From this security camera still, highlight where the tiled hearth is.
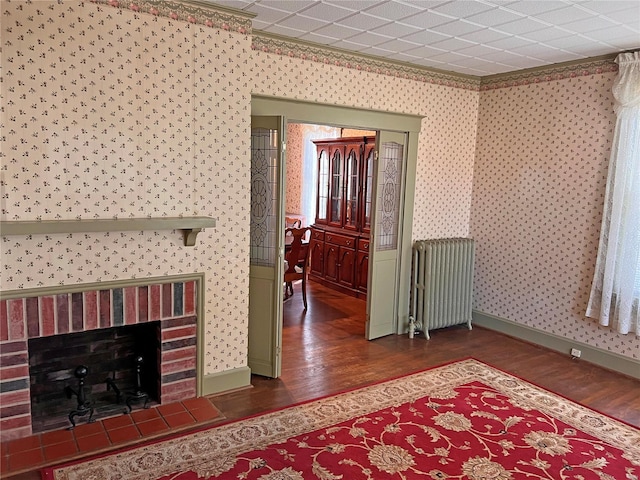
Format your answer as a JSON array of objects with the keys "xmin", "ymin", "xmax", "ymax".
[{"xmin": 0, "ymin": 278, "xmax": 200, "ymax": 442}]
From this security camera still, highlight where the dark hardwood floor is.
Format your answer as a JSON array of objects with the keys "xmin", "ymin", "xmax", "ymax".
[
  {"xmin": 6, "ymin": 280, "xmax": 639, "ymax": 479},
  {"xmin": 215, "ymin": 280, "xmax": 640, "ymax": 428}
]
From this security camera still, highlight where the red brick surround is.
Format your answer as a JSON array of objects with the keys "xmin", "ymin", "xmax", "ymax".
[{"xmin": 0, "ymin": 280, "xmax": 198, "ymax": 441}]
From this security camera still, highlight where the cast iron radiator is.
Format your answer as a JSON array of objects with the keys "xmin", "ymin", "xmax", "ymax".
[{"xmin": 410, "ymin": 238, "xmax": 475, "ymax": 339}]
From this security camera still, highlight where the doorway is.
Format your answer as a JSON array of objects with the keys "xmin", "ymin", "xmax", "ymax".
[{"xmin": 249, "ymin": 96, "xmax": 422, "ymax": 378}]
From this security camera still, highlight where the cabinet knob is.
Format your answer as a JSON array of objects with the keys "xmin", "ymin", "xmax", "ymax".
[{"xmin": 346, "ymin": 240, "xmax": 351, "ymax": 245}]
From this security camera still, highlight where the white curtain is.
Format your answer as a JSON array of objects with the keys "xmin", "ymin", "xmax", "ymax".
[
  {"xmin": 586, "ymin": 51, "xmax": 640, "ymax": 336},
  {"xmin": 300, "ymin": 125, "xmax": 340, "ymax": 227}
]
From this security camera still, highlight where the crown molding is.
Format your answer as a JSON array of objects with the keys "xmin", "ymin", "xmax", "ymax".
[
  {"xmin": 88, "ymin": 0, "xmax": 253, "ymax": 34},
  {"xmin": 480, "ymin": 54, "xmax": 619, "ymax": 90},
  {"xmin": 252, "ymin": 31, "xmax": 482, "ymax": 91}
]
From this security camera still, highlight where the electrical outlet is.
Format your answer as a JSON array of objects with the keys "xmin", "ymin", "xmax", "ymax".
[{"xmin": 570, "ymin": 348, "xmax": 582, "ymax": 358}]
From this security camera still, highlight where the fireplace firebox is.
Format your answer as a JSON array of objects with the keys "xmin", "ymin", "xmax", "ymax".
[{"xmin": 29, "ymin": 322, "xmax": 159, "ymax": 433}]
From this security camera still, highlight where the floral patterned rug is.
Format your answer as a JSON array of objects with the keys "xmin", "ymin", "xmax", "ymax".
[{"xmin": 44, "ymin": 359, "xmax": 639, "ymax": 480}]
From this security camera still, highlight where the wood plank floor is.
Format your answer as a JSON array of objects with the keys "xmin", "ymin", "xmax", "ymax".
[
  {"xmin": 214, "ymin": 281, "xmax": 640, "ymax": 428},
  {"xmin": 6, "ymin": 280, "xmax": 639, "ymax": 478}
]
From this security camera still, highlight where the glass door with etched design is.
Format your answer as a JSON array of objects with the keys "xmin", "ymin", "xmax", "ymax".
[
  {"xmin": 248, "ymin": 116, "xmax": 285, "ymax": 378},
  {"xmin": 366, "ymin": 131, "xmax": 406, "ymax": 340}
]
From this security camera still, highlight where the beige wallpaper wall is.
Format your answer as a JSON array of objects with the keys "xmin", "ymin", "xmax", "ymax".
[
  {"xmin": 285, "ymin": 123, "xmax": 303, "ymax": 215},
  {"xmin": 472, "ymin": 72, "xmax": 639, "ymax": 359}
]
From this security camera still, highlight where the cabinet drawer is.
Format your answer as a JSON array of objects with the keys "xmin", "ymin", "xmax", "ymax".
[
  {"xmin": 325, "ymin": 233, "xmax": 356, "ymax": 248},
  {"xmin": 311, "ymin": 229, "xmax": 324, "ymax": 241},
  {"xmin": 358, "ymin": 239, "xmax": 370, "ymax": 252}
]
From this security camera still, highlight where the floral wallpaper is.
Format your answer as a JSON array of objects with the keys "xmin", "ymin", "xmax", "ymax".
[
  {"xmin": 285, "ymin": 123, "xmax": 303, "ymax": 215},
  {"xmin": 1, "ymin": 0, "xmax": 634, "ymax": 389},
  {"xmin": 471, "ymin": 72, "xmax": 639, "ymax": 358}
]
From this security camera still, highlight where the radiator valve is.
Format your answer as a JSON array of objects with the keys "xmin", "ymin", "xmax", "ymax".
[{"xmin": 408, "ymin": 316, "xmax": 416, "ymax": 339}]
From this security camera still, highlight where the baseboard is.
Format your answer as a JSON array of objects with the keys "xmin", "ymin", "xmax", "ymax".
[
  {"xmin": 473, "ymin": 310, "xmax": 640, "ymax": 380},
  {"xmin": 201, "ymin": 366, "xmax": 252, "ymax": 396}
]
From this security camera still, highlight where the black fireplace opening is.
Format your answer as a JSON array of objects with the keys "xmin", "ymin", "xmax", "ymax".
[{"xmin": 28, "ymin": 322, "xmax": 160, "ymax": 433}]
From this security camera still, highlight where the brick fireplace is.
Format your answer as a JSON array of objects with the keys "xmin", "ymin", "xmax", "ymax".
[{"xmin": 0, "ymin": 277, "xmax": 200, "ymax": 442}]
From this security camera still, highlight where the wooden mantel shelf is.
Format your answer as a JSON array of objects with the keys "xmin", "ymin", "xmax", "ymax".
[{"xmin": 0, "ymin": 217, "xmax": 216, "ymax": 247}]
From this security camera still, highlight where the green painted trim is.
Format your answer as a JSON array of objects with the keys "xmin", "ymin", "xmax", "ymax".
[
  {"xmin": 195, "ymin": 272, "xmax": 207, "ymax": 397},
  {"xmin": 0, "ymin": 217, "xmax": 215, "ymax": 247},
  {"xmin": 201, "ymin": 366, "xmax": 252, "ymax": 395},
  {"xmin": 473, "ymin": 310, "xmax": 640, "ymax": 380},
  {"xmin": 396, "ymin": 132, "xmax": 420, "ymax": 334},
  {"xmin": 252, "ymin": 96, "xmax": 423, "ymax": 133},
  {"xmin": 0, "ymin": 273, "xmax": 205, "ymax": 300}
]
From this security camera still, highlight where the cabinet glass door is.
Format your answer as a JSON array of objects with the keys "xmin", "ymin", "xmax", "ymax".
[
  {"xmin": 344, "ymin": 146, "xmax": 359, "ymax": 229},
  {"xmin": 329, "ymin": 148, "xmax": 343, "ymax": 225},
  {"xmin": 316, "ymin": 148, "xmax": 329, "ymax": 222}
]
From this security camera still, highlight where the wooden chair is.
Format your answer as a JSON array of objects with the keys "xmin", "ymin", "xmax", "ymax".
[
  {"xmin": 284, "ymin": 227, "xmax": 311, "ymax": 310},
  {"xmin": 284, "ymin": 216, "xmax": 302, "ymax": 234}
]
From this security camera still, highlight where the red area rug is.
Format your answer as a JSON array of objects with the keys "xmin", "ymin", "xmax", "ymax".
[{"xmin": 44, "ymin": 359, "xmax": 639, "ymax": 479}]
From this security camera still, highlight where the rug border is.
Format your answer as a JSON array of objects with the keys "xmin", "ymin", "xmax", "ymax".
[
  {"xmin": 41, "ymin": 357, "xmax": 639, "ymax": 479},
  {"xmin": 40, "ymin": 357, "xmax": 467, "ymax": 478}
]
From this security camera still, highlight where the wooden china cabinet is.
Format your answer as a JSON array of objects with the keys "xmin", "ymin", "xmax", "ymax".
[{"xmin": 309, "ymin": 136, "xmax": 375, "ymax": 298}]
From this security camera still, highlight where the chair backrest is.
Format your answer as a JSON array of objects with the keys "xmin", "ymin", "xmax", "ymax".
[
  {"xmin": 285, "ymin": 216, "xmax": 302, "ymax": 233},
  {"xmin": 284, "ymin": 227, "xmax": 310, "ymax": 274}
]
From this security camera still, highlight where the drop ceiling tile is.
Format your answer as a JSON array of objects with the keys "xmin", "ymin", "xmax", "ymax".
[
  {"xmin": 402, "ymin": 29, "xmax": 450, "ymax": 45},
  {"xmin": 324, "ymin": 0, "xmax": 381, "ymax": 9},
  {"xmin": 211, "ymin": 0, "xmax": 253, "ymax": 8},
  {"xmin": 484, "ymin": 36, "xmax": 537, "ymax": 50},
  {"xmin": 521, "ymin": 27, "xmax": 573, "ymax": 42},
  {"xmin": 265, "ymin": 24, "xmax": 310, "ymax": 38},
  {"xmin": 299, "ymin": 31, "xmax": 343, "ymax": 45},
  {"xmin": 346, "ymin": 30, "xmax": 394, "ymax": 47},
  {"xmin": 427, "ymin": 50, "xmax": 473, "ymax": 63},
  {"xmin": 587, "ymin": 25, "xmax": 639, "ymax": 42},
  {"xmin": 364, "ymin": 1, "xmax": 425, "ymax": 21},
  {"xmin": 502, "ymin": 1, "xmax": 568, "ymax": 16},
  {"xmin": 403, "ymin": 44, "xmax": 448, "ymax": 57},
  {"xmin": 455, "ymin": 43, "xmax": 502, "ymax": 57},
  {"xmin": 429, "ymin": 36, "xmax": 478, "ymax": 51},
  {"xmin": 430, "ymin": 1, "xmax": 497, "ymax": 18},
  {"xmin": 509, "ymin": 43, "xmax": 562, "ymax": 58},
  {"xmin": 465, "ymin": 8, "xmax": 525, "ymax": 27},
  {"xmin": 479, "ymin": 50, "xmax": 527, "ymax": 63},
  {"xmin": 376, "ymin": 38, "xmax": 422, "ymax": 53},
  {"xmin": 534, "ymin": 6, "xmax": 597, "ymax": 25},
  {"xmin": 278, "ymin": 14, "xmax": 330, "ymax": 31},
  {"xmin": 577, "ymin": 1, "xmax": 635, "ymax": 16},
  {"xmin": 299, "ymin": 2, "xmax": 358, "ymax": 23},
  {"xmin": 397, "ymin": 10, "xmax": 458, "ymax": 29},
  {"xmin": 543, "ymin": 34, "xmax": 602, "ymax": 49},
  {"xmin": 458, "ymin": 27, "xmax": 510, "ymax": 44},
  {"xmin": 429, "ymin": 19, "xmax": 485, "ymax": 36},
  {"xmin": 493, "ymin": 17, "xmax": 550, "ymax": 35},
  {"xmin": 256, "ymin": 0, "xmax": 318, "ymax": 14},
  {"xmin": 359, "ymin": 45, "xmax": 397, "ymax": 57},
  {"xmin": 336, "ymin": 12, "xmax": 390, "ymax": 30},
  {"xmin": 386, "ymin": 51, "xmax": 422, "ymax": 63},
  {"xmin": 601, "ymin": 8, "xmax": 640, "ymax": 27},
  {"xmin": 329, "ymin": 39, "xmax": 370, "ymax": 52},
  {"xmin": 412, "ymin": 60, "xmax": 448, "ymax": 71},
  {"xmin": 560, "ymin": 15, "xmax": 621, "ymax": 34},
  {"xmin": 313, "ymin": 22, "xmax": 361, "ymax": 39},
  {"xmin": 371, "ymin": 21, "xmax": 422, "ymax": 38}
]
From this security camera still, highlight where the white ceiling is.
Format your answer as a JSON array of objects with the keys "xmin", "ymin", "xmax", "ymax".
[{"xmin": 213, "ymin": 0, "xmax": 640, "ymax": 76}]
